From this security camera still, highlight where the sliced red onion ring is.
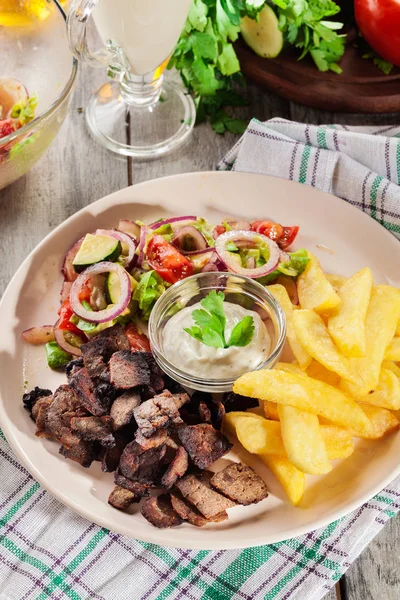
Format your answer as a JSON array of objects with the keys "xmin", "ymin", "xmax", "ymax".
[
  {"xmin": 54, "ymin": 322, "xmax": 82, "ymax": 357},
  {"xmin": 201, "ymin": 253, "xmax": 226, "ymax": 273},
  {"xmin": 95, "ymin": 229, "xmax": 137, "ymax": 270},
  {"xmin": 22, "ymin": 326, "xmax": 55, "ymax": 345},
  {"xmin": 149, "ymin": 215, "xmax": 196, "ymax": 230},
  {"xmin": 61, "ymin": 237, "xmax": 84, "ymax": 282},
  {"xmin": 215, "ymin": 230, "xmax": 280, "ymax": 278},
  {"xmin": 172, "ymin": 226, "xmax": 208, "ymax": 254},
  {"xmin": 60, "ymin": 281, "xmax": 72, "ymax": 303},
  {"xmin": 118, "ymin": 219, "xmax": 140, "ymax": 240},
  {"xmin": 225, "ymin": 219, "xmax": 251, "ymax": 231},
  {"xmin": 70, "ymin": 262, "xmax": 132, "ymax": 323}
]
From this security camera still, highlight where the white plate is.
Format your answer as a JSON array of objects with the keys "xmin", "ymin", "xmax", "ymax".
[{"xmin": 1, "ymin": 171, "xmax": 399, "ymax": 550}]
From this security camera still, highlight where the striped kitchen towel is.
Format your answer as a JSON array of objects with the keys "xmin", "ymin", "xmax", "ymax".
[
  {"xmin": 0, "ymin": 430, "xmax": 399, "ymax": 600},
  {"xmin": 218, "ymin": 119, "xmax": 400, "ymax": 239}
]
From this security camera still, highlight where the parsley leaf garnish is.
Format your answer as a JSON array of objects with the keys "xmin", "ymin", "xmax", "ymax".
[{"xmin": 184, "ymin": 290, "xmax": 255, "ymax": 348}]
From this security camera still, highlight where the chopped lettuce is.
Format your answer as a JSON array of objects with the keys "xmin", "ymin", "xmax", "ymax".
[
  {"xmin": 133, "ymin": 270, "xmax": 166, "ymax": 320},
  {"xmin": 11, "ymin": 95, "xmax": 38, "ymax": 126},
  {"xmin": 257, "ymin": 249, "xmax": 310, "ymax": 285},
  {"xmin": 152, "ymin": 223, "xmax": 174, "ymax": 242},
  {"xmin": 45, "ymin": 341, "xmax": 71, "ymax": 370}
]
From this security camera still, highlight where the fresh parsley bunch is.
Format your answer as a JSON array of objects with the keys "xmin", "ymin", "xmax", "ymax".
[{"xmin": 169, "ymin": 0, "xmax": 346, "ymax": 133}]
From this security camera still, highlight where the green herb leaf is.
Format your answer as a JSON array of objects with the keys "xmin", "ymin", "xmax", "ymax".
[
  {"xmin": 228, "ymin": 315, "xmax": 255, "ymax": 346},
  {"xmin": 133, "ymin": 270, "xmax": 166, "ymax": 320},
  {"xmin": 184, "ymin": 290, "xmax": 255, "ymax": 348},
  {"xmin": 257, "ymin": 248, "xmax": 310, "ymax": 284},
  {"xmin": 45, "ymin": 341, "xmax": 72, "ymax": 370},
  {"xmin": 362, "ymin": 49, "xmax": 393, "ymax": 75}
]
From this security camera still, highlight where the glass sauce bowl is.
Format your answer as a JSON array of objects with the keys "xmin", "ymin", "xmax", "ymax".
[{"xmin": 148, "ymin": 272, "xmax": 286, "ymax": 393}]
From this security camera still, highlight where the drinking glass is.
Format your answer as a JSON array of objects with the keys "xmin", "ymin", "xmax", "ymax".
[{"xmin": 67, "ymin": 0, "xmax": 196, "ymax": 158}]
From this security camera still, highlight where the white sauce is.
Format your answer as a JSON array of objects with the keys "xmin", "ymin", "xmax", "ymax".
[{"xmin": 162, "ymin": 301, "xmax": 271, "ymax": 379}]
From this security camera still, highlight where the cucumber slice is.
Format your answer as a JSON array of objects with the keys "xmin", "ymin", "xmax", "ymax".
[
  {"xmin": 241, "ymin": 5, "xmax": 283, "ymax": 59},
  {"xmin": 107, "ymin": 271, "xmax": 121, "ymax": 304},
  {"xmin": 73, "ymin": 234, "xmax": 121, "ymax": 272}
]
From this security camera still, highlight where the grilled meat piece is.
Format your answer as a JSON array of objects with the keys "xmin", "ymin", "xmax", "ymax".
[
  {"xmin": 222, "ymin": 392, "xmax": 259, "ymax": 413},
  {"xmin": 109, "ymin": 351, "xmax": 150, "ymax": 390},
  {"xmin": 70, "ymin": 416, "xmax": 115, "ymax": 448},
  {"xmin": 119, "ymin": 441, "xmax": 166, "ymax": 484},
  {"xmin": 210, "ymin": 463, "xmax": 268, "ymax": 506},
  {"xmin": 22, "ymin": 386, "xmax": 52, "ymax": 414},
  {"xmin": 110, "ymin": 391, "xmax": 141, "ymax": 431},
  {"xmin": 35, "ymin": 385, "xmax": 82, "ymax": 440},
  {"xmin": 170, "ymin": 492, "xmax": 227, "ymax": 527},
  {"xmin": 134, "ymin": 390, "xmax": 187, "ymax": 438},
  {"xmin": 114, "ymin": 471, "xmax": 150, "ymax": 498},
  {"xmin": 98, "ymin": 323, "xmax": 130, "ymax": 351},
  {"xmin": 135, "ymin": 429, "xmax": 168, "ymax": 451},
  {"xmin": 59, "ymin": 440, "xmax": 95, "ymax": 468},
  {"xmin": 140, "ymin": 352, "xmax": 164, "ymax": 393},
  {"xmin": 180, "ymin": 391, "xmax": 224, "ymax": 429},
  {"xmin": 141, "ymin": 495, "xmax": 182, "ymax": 528},
  {"xmin": 102, "ymin": 429, "xmax": 134, "ymax": 473},
  {"xmin": 31, "ymin": 396, "xmax": 53, "ymax": 423},
  {"xmin": 65, "ymin": 358, "xmax": 84, "ymax": 381},
  {"xmin": 198, "ymin": 402, "xmax": 212, "ymax": 424},
  {"xmin": 70, "ymin": 368, "xmax": 110, "ymax": 416},
  {"xmin": 108, "ymin": 486, "xmax": 140, "ymax": 510},
  {"xmin": 177, "ymin": 424, "xmax": 232, "ymax": 470},
  {"xmin": 163, "ymin": 375, "xmax": 186, "ymax": 395},
  {"xmin": 161, "ymin": 446, "xmax": 189, "ymax": 489},
  {"xmin": 175, "ymin": 472, "xmax": 236, "ymax": 519},
  {"xmin": 81, "ymin": 338, "xmax": 114, "ymax": 379}
]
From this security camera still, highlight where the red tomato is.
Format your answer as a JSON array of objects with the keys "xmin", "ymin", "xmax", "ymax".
[
  {"xmin": 0, "ymin": 119, "xmax": 16, "ymax": 139},
  {"xmin": 355, "ymin": 0, "xmax": 400, "ymax": 67},
  {"xmin": 213, "ymin": 225, "xmax": 226, "ymax": 238},
  {"xmin": 125, "ymin": 323, "xmax": 151, "ymax": 352},
  {"xmin": 146, "ymin": 235, "xmax": 194, "ymax": 284},
  {"xmin": 277, "ymin": 226, "xmax": 299, "ymax": 250},
  {"xmin": 251, "ymin": 220, "xmax": 283, "ymax": 240},
  {"xmin": 58, "ymin": 299, "xmax": 81, "ymax": 334},
  {"xmin": 78, "ymin": 284, "xmax": 92, "ymax": 303}
]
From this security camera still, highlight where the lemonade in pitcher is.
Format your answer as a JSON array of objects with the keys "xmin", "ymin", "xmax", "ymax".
[{"xmin": 0, "ymin": 0, "xmax": 68, "ymax": 26}]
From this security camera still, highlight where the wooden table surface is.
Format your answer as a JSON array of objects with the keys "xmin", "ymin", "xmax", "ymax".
[{"xmin": 0, "ymin": 64, "xmax": 399, "ymax": 600}]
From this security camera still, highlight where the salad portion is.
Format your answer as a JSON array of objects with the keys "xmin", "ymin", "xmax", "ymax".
[
  {"xmin": 0, "ymin": 77, "xmax": 37, "ymax": 160},
  {"xmin": 23, "ymin": 215, "xmax": 308, "ymax": 369}
]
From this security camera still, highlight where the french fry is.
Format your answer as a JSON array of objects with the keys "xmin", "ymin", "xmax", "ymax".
[
  {"xmin": 234, "ymin": 369, "xmax": 371, "ymax": 435},
  {"xmin": 222, "ymin": 411, "xmax": 263, "ymax": 437},
  {"xmin": 260, "ymin": 454, "xmax": 305, "ymax": 506},
  {"xmin": 297, "ymin": 252, "xmax": 341, "ymax": 313},
  {"xmin": 360, "ymin": 369, "xmax": 400, "ymax": 410},
  {"xmin": 263, "ymin": 401, "xmax": 280, "ymax": 421},
  {"xmin": 267, "ymin": 284, "xmax": 312, "ymax": 369},
  {"xmin": 384, "ymin": 337, "xmax": 400, "ymax": 362},
  {"xmin": 350, "ymin": 403, "xmax": 399, "ymax": 439},
  {"xmin": 306, "ymin": 360, "xmax": 341, "ymax": 387},
  {"xmin": 383, "ymin": 361, "xmax": 400, "ymax": 379},
  {"xmin": 396, "ymin": 318, "xmax": 400, "ymax": 337},
  {"xmin": 327, "ymin": 267, "xmax": 373, "ymax": 358},
  {"xmin": 292, "ymin": 309, "xmax": 350, "ymax": 379},
  {"xmin": 321, "ymin": 425, "xmax": 354, "ymax": 460},
  {"xmin": 235, "ymin": 418, "xmax": 286, "ymax": 455},
  {"xmin": 276, "ymin": 362, "xmax": 304, "ymax": 375},
  {"xmin": 325, "ymin": 274, "xmax": 347, "ymax": 292},
  {"xmin": 278, "ymin": 405, "xmax": 332, "ymax": 474},
  {"xmin": 340, "ymin": 285, "xmax": 400, "ymax": 398}
]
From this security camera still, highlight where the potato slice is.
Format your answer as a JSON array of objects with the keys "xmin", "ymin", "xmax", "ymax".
[
  {"xmin": 306, "ymin": 360, "xmax": 341, "ymax": 386},
  {"xmin": 340, "ymin": 285, "xmax": 400, "ymax": 398},
  {"xmin": 234, "ymin": 369, "xmax": 371, "ymax": 435},
  {"xmin": 325, "ymin": 273, "xmax": 347, "ymax": 292},
  {"xmin": 360, "ymin": 369, "xmax": 400, "ymax": 410},
  {"xmin": 278, "ymin": 405, "xmax": 332, "ymax": 474},
  {"xmin": 222, "ymin": 411, "xmax": 263, "ymax": 436},
  {"xmin": 327, "ymin": 267, "xmax": 373, "ymax": 358},
  {"xmin": 383, "ymin": 361, "xmax": 400, "ymax": 379},
  {"xmin": 396, "ymin": 318, "xmax": 400, "ymax": 337},
  {"xmin": 235, "ymin": 418, "xmax": 286, "ymax": 455},
  {"xmin": 292, "ymin": 309, "xmax": 349, "ymax": 379},
  {"xmin": 297, "ymin": 252, "xmax": 341, "ymax": 313},
  {"xmin": 350, "ymin": 403, "xmax": 399, "ymax": 439},
  {"xmin": 263, "ymin": 400, "xmax": 280, "ymax": 421},
  {"xmin": 321, "ymin": 425, "xmax": 354, "ymax": 460},
  {"xmin": 260, "ymin": 454, "xmax": 305, "ymax": 506},
  {"xmin": 384, "ymin": 337, "xmax": 400, "ymax": 362},
  {"xmin": 268, "ymin": 284, "xmax": 312, "ymax": 369}
]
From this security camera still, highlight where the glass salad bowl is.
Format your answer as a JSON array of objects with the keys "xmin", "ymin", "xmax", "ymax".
[
  {"xmin": 149, "ymin": 272, "xmax": 287, "ymax": 393},
  {"xmin": 0, "ymin": 0, "xmax": 77, "ymax": 190}
]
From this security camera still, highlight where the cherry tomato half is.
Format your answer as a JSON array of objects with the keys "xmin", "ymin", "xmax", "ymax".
[
  {"xmin": 355, "ymin": 0, "xmax": 400, "ymax": 67},
  {"xmin": 277, "ymin": 226, "xmax": 299, "ymax": 250},
  {"xmin": 58, "ymin": 299, "xmax": 82, "ymax": 334},
  {"xmin": 146, "ymin": 235, "xmax": 194, "ymax": 284},
  {"xmin": 213, "ymin": 225, "xmax": 226, "ymax": 239},
  {"xmin": 251, "ymin": 220, "xmax": 284, "ymax": 240},
  {"xmin": 125, "ymin": 323, "xmax": 151, "ymax": 352}
]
